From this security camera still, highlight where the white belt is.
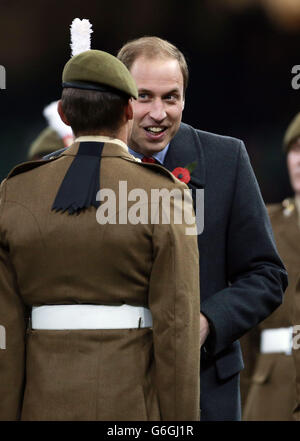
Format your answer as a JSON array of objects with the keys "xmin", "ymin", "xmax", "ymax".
[
  {"xmin": 260, "ymin": 327, "xmax": 293, "ymax": 355},
  {"xmin": 31, "ymin": 304, "xmax": 153, "ymax": 330}
]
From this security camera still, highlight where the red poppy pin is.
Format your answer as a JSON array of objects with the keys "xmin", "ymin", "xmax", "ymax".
[{"xmin": 172, "ymin": 161, "xmax": 197, "ymax": 184}]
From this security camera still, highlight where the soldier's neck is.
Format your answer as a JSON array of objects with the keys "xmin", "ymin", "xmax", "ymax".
[{"xmin": 75, "ymin": 127, "xmax": 128, "ymax": 146}]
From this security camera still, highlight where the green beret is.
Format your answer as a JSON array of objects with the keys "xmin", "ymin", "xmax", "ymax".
[
  {"xmin": 62, "ymin": 49, "xmax": 138, "ymax": 99},
  {"xmin": 283, "ymin": 112, "xmax": 300, "ymax": 152},
  {"xmin": 28, "ymin": 127, "xmax": 65, "ymax": 160}
]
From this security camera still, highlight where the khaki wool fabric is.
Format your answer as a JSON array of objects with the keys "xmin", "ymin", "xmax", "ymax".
[{"xmin": 0, "ymin": 139, "xmax": 200, "ymax": 421}]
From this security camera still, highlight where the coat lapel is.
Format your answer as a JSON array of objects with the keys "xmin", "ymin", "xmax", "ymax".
[{"xmin": 164, "ymin": 123, "xmax": 206, "ymax": 189}]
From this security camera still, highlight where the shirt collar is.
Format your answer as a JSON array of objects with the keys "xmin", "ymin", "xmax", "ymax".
[
  {"xmin": 74, "ymin": 135, "xmax": 129, "ymax": 153},
  {"xmin": 128, "ymin": 143, "xmax": 170, "ymax": 165}
]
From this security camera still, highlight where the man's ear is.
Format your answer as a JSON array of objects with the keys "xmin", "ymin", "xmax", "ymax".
[
  {"xmin": 124, "ymin": 99, "xmax": 134, "ymax": 121},
  {"xmin": 57, "ymin": 100, "xmax": 71, "ymax": 126}
]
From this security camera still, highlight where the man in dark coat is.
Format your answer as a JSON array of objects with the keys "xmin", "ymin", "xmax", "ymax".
[{"xmin": 117, "ymin": 36, "xmax": 288, "ymax": 421}]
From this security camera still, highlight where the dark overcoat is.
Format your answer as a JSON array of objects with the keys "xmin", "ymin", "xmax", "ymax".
[{"xmin": 164, "ymin": 123, "xmax": 288, "ymax": 421}]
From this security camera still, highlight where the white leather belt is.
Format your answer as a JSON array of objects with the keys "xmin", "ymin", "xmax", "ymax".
[
  {"xmin": 260, "ymin": 327, "xmax": 293, "ymax": 355},
  {"xmin": 31, "ymin": 304, "xmax": 153, "ymax": 330}
]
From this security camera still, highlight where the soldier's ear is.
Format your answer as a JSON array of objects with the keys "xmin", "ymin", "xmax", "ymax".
[
  {"xmin": 125, "ymin": 99, "xmax": 134, "ymax": 121},
  {"xmin": 57, "ymin": 100, "xmax": 71, "ymax": 126}
]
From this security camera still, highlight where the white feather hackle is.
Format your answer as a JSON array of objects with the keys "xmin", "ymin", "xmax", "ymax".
[
  {"xmin": 70, "ymin": 18, "xmax": 93, "ymax": 57},
  {"xmin": 43, "ymin": 101, "xmax": 73, "ymax": 139}
]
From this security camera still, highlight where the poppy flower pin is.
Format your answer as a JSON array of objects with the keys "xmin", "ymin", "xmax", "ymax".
[{"xmin": 172, "ymin": 161, "xmax": 197, "ymax": 184}]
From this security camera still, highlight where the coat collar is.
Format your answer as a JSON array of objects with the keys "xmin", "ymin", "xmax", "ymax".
[
  {"xmin": 52, "ymin": 137, "xmax": 142, "ymax": 215},
  {"xmin": 164, "ymin": 122, "xmax": 206, "ymax": 188}
]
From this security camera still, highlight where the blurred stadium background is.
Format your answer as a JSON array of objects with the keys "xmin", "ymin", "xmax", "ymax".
[{"xmin": 1, "ymin": 0, "xmax": 300, "ymax": 202}]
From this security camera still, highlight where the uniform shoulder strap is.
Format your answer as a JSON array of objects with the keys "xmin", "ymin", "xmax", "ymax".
[
  {"xmin": 43, "ymin": 147, "xmax": 67, "ymax": 160},
  {"xmin": 6, "ymin": 156, "xmax": 59, "ymax": 180}
]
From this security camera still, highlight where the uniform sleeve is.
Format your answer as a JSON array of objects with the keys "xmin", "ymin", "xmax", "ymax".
[
  {"xmin": 201, "ymin": 141, "xmax": 288, "ymax": 355},
  {"xmin": 148, "ymin": 191, "xmax": 200, "ymax": 421},
  {"xmin": 0, "ymin": 179, "xmax": 26, "ymax": 420}
]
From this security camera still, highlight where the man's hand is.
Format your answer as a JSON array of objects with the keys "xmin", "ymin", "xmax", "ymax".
[{"xmin": 200, "ymin": 312, "xmax": 210, "ymax": 346}]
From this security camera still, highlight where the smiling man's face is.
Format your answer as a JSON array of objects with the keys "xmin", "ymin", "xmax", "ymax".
[{"xmin": 129, "ymin": 56, "xmax": 185, "ymax": 156}]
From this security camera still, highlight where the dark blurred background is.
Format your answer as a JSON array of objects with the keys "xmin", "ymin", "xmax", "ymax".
[{"xmin": 1, "ymin": 0, "xmax": 300, "ymax": 203}]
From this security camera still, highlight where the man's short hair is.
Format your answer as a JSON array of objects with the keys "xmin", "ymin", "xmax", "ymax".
[
  {"xmin": 61, "ymin": 87, "xmax": 129, "ymax": 136},
  {"xmin": 117, "ymin": 36, "xmax": 189, "ymax": 93}
]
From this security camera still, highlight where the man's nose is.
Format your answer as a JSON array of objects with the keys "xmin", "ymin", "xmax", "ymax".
[{"xmin": 149, "ymin": 99, "xmax": 167, "ymax": 122}]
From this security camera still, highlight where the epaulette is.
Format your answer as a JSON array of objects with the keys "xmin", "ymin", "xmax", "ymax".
[
  {"xmin": 7, "ymin": 147, "xmax": 67, "ymax": 180},
  {"xmin": 6, "ymin": 156, "xmax": 59, "ymax": 180},
  {"xmin": 43, "ymin": 147, "xmax": 67, "ymax": 160}
]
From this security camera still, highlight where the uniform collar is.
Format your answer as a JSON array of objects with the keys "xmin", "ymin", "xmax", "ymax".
[
  {"xmin": 52, "ymin": 137, "xmax": 139, "ymax": 215},
  {"xmin": 75, "ymin": 135, "xmax": 129, "ymax": 153},
  {"xmin": 62, "ymin": 136, "xmax": 140, "ymax": 162}
]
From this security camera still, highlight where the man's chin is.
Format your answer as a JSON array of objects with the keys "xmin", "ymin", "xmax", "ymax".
[
  {"xmin": 146, "ymin": 142, "xmax": 168, "ymax": 154},
  {"xmin": 130, "ymin": 132, "xmax": 170, "ymax": 155},
  {"xmin": 141, "ymin": 135, "xmax": 171, "ymax": 153}
]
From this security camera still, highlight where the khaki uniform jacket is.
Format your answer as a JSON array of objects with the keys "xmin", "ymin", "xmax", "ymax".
[
  {"xmin": 240, "ymin": 198, "xmax": 300, "ymax": 421},
  {"xmin": 0, "ymin": 137, "xmax": 200, "ymax": 421}
]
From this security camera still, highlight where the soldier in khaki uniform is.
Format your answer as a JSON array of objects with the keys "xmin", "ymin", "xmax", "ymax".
[
  {"xmin": 241, "ymin": 113, "xmax": 300, "ymax": 421},
  {"xmin": 0, "ymin": 49, "xmax": 200, "ymax": 420}
]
